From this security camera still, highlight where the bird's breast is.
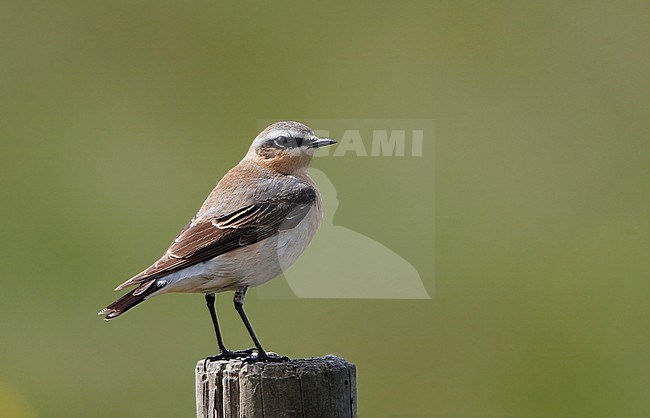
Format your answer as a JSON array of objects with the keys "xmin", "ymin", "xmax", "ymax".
[{"xmin": 275, "ymin": 201, "xmax": 322, "ymax": 274}]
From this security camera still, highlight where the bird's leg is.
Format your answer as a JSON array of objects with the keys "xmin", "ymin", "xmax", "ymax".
[
  {"xmin": 206, "ymin": 293, "xmax": 227, "ymax": 352},
  {"xmin": 233, "ymin": 287, "xmax": 289, "ymax": 363},
  {"xmin": 204, "ymin": 293, "xmax": 254, "ymax": 366}
]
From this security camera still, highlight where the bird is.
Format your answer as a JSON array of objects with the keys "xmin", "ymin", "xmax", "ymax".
[{"xmin": 99, "ymin": 121, "xmax": 336, "ymax": 362}]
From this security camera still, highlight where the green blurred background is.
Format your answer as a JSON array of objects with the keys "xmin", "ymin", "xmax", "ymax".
[{"xmin": 1, "ymin": 1, "xmax": 648, "ymax": 417}]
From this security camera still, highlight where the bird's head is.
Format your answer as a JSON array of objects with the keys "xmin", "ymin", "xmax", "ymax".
[{"xmin": 247, "ymin": 121, "xmax": 336, "ymax": 174}]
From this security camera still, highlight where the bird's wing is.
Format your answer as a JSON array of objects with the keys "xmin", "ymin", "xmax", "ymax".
[{"xmin": 115, "ymin": 186, "xmax": 316, "ymax": 290}]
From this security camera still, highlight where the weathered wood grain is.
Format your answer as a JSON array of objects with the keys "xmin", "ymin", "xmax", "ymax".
[{"xmin": 196, "ymin": 355, "xmax": 356, "ymax": 418}]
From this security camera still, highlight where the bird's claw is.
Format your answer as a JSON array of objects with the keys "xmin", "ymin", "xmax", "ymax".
[
  {"xmin": 203, "ymin": 349, "xmax": 289, "ymax": 368},
  {"xmin": 203, "ymin": 348, "xmax": 256, "ymax": 368},
  {"xmin": 243, "ymin": 352, "xmax": 290, "ymax": 364}
]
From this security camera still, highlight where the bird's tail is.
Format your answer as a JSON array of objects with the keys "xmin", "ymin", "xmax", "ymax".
[{"xmin": 99, "ymin": 279, "xmax": 160, "ymax": 320}]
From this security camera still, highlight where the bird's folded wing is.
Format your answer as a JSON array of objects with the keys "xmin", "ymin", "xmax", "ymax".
[{"xmin": 115, "ymin": 188, "xmax": 316, "ymax": 290}]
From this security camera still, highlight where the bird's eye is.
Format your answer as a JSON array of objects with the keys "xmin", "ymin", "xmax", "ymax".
[
  {"xmin": 274, "ymin": 136, "xmax": 304, "ymax": 148},
  {"xmin": 274, "ymin": 136, "xmax": 289, "ymax": 147}
]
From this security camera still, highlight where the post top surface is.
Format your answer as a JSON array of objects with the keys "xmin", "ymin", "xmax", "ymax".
[{"xmin": 196, "ymin": 354, "xmax": 354, "ymax": 374}]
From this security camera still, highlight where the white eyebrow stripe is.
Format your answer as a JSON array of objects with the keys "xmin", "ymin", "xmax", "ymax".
[
  {"xmin": 266, "ymin": 130, "xmax": 308, "ymax": 140},
  {"xmin": 266, "ymin": 130, "xmax": 291, "ymax": 140}
]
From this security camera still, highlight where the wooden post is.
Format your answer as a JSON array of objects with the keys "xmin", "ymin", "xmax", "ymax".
[{"xmin": 195, "ymin": 355, "xmax": 356, "ymax": 418}]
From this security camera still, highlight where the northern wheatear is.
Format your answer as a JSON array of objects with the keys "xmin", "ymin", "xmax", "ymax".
[{"xmin": 100, "ymin": 121, "xmax": 336, "ymax": 362}]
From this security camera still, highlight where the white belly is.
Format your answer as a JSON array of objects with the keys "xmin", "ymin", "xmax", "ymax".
[{"xmin": 151, "ymin": 203, "xmax": 322, "ymax": 295}]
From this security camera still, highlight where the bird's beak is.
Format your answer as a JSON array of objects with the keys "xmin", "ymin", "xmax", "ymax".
[{"xmin": 310, "ymin": 137, "xmax": 337, "ymax": 148}]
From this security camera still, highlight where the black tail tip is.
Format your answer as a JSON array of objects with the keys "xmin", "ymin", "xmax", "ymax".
[{"xmin": 98, "ymin": 308, "xmax": 122, "ymax": 320}]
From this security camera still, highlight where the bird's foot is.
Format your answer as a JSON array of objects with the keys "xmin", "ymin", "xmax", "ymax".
[
  {"xmin": 243, "ymin": 351, "xmax": 290, "ymax": 364},
  {"xmin": 203, "ymin": 348, "xmax": 256, "ymax": 368}
]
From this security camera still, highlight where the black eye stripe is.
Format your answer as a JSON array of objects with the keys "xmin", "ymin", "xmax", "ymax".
[{"xmin": 273, "ymin": 136, "xmax": 304, "ymax": 148}]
